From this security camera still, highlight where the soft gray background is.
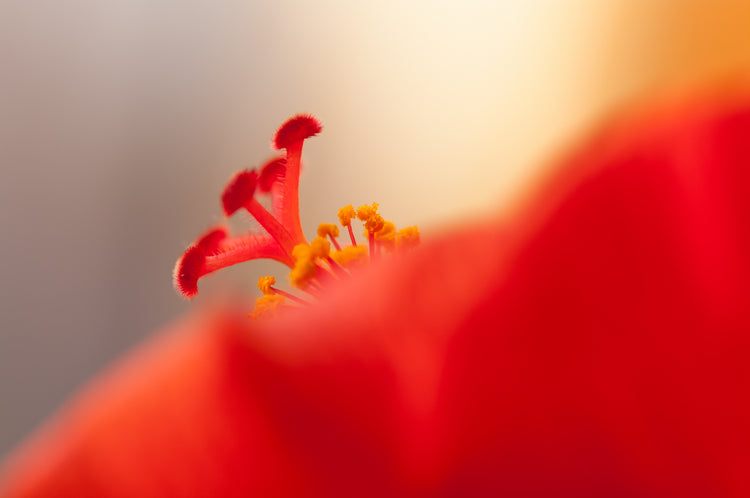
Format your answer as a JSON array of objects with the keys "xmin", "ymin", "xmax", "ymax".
[{"xmin": 2, "ymin": 0, "xmax": 749, "ymax": 459}]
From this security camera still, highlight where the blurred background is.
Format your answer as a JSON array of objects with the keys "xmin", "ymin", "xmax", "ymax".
[{"xmin": 1, "ymin": 0, "xmax": 750, "ymax": 459}]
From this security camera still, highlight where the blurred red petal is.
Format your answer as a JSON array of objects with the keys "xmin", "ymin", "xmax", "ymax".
[{"xmin": 3, "ymin": 89, "xmax": 750, "ymax": 496}]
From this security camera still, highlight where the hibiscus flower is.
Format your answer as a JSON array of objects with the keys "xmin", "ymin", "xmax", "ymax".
[{"xmin": 2, "ymin": 88, "xmax": 750, "ymax": 497}]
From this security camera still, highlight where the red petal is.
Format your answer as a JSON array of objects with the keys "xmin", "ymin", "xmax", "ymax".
[{"xmin": 0, "ymin": 309, "xmax": 303, "ymax": 497}]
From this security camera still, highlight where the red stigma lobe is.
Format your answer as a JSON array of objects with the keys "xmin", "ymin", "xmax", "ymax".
[
  {"xmin": 173, "ymin": 246, "xmax": 206, "ymax": 299},
  {"xmin": 272, "ymin": 114, "xmax": 322, "ymax": 150},
  {"xmin": 258, "ymin": 156, "xmax": 287, "ymax": 193},
  {"xmin": 194, "ymin": 227, "xmax": 228, "ymax": 254},
  {"xmin": 221, "ymin": 170, "xmax": 258, "ymax": 216}
]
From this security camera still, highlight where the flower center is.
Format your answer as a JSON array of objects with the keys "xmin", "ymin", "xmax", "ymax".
[{"xmin": 173, "ymin": 114, "xmax": 420, "ymax": 318}]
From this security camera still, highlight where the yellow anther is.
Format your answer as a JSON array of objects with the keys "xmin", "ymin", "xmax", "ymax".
[
  {"xmin": 289, "ymin": 243, "xmax": 318, "ymax": 288},
  {"xmin": 374, "ymin": 220, "xmax": 397, "ymax": 252},
  {"xmin": 355, "ymin": 203, "xmax": 378, "ymax": 221},
  {"xmin": 317, "ymin": 223, "xmax": 340, "ymax": 239},
  {"xmin": 257, "ymin": 276, "xmax": 276, "ymax": 295},
  {"xmin": 330, "ymin": 245, "xmax": 369, "ymax": 269},
  {"xmin": 249, "ymin": 294, "xmax": 287, "ymax": 320},
  {"xmin": 292, "ymin": 243, "xmax": 313, "ymax": 260},
  {"xmin": 338, "ymin": 205, "xmax": 357, "ymax": 226},
  {"xmin": 356, "ymin": 203, "xmax": 385, "ymax": 233},
  {"xmin": 310, "ymin": 236, "xmax": 331, "ymax": 259},
  {"xmin": 396, "ymin": 226, "xmax": 421, "ymax": 251}
]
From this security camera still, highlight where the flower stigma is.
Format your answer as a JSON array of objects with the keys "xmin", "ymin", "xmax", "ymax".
[{"xmin": 173, "ymin": 114, "xmax": 420, "ymax": 318}]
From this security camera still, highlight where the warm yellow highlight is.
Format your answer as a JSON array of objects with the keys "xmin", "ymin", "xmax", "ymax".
[
  {"xmin": 337, "ymin": 205, "xmax": 357, "ymax": 226},
  {"xmin": 396, "ymin": 226, "xmax": 421, "ymax": 251},
  {"xmin": 317, "ymin": 223, "xmax": 340, "ymax": 239},
  {"xmin": 356, "ymin": 203, "xmax": 385, "ymax": 233},
  {"xmin": 330, "ymin": 245, "xmax": 369, "ymax": 269}
]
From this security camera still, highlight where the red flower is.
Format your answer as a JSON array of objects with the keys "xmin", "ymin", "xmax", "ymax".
[{"xmin": 3, "ymin": 90, "xmax": 750, "ymax": 497}]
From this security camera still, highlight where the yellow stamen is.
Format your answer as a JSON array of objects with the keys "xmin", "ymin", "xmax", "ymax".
[
  {"xmin": 253, "ymin": 203, "xmax": 419, "ymax": 319},
  {"xmin": 249, "ymin": 294, "xmax": 287, "ymax": 320},
  {"xmin": 310, "ymin": 236, "xmax": 331, "ymax": 259},
  {"xmin": 374, "ymin": 220, "xmax": 397, "ymax": 252},
  {"xmin": 317, "ymin": 223, "xmax": 340, "ymax": 238},
  {"xmin": 257, "ymin": 276, "xmax": 276, "ymax": 295},
  {"xmin": 337, "ymin": 205, "xmax": 357, "ymax": 226},
  {"xmin": 330, "ymin": 245, "xmax": 369, "ymax": 269},
  {"xmin": 356, "ymin": 203, "xmax": 385, "ymax": 233},
  {"xmin": 338, "ymin": 204, "xmax": 358, "ymax": 246},
  {"xmin": 289, "ymin": 243, "xmax": 318, "ymax": 288},
  {"xmin": 396, "ymin": 226, "xmax": 421, "ymax": 251},
  {"xmin": 318, "ymin": 222, "xmax": 342, "ymax": 251}
]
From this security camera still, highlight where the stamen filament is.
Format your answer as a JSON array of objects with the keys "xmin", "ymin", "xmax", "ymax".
[
  {"xmin": 269, "ymin": 286, "xmax": 310, "ymax": 305},
  {"xmin": 369, "ymin": 232, "xmax": 377, "ymax": 260},
  {"xmin": 279, "ymin": 141, "xmax": 306, "ymax": 244},
  {"xmin": 329, "ymin": 234, "xmax": 342, "ymax": 251},
  {"xmin": 245, "ymin": 198, "xmax": 298, "ymax": 260},
  {"xmin": 302, "ymin": 282, "xmax": 323, "ymax": 297},
  {"xmin": 348, "ymin": 224, "xmax": 357, "ymax": 247},
  {"xmin": 272, "ymin": 115, "xmax": 321, "ymax": 245},
  {"xmin": 203, "ymin": 235, "xmax": 292, "ymax": 271},
  {"xmin": 326, "ymin": 256, "xmax": 349, "ymax": 277}
]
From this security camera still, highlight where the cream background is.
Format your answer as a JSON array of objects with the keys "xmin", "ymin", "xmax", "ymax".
[{"xmin": 1, "ymin": 0, "xmax": 750, "ymax": 457}]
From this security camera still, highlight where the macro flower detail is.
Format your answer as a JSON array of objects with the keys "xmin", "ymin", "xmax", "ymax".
[
  {"xmin": 3, "ymin": 90, "xmax": 750, "ymax": 498},
  {"xmin": 173, "ymin": 114, "xmax": 420, "ymax": 316}
]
